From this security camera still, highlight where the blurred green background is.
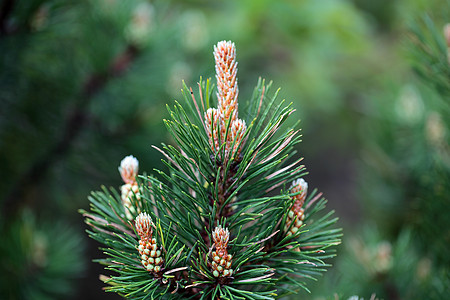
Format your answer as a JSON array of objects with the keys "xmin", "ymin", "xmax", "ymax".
[{"xmin": 1, "ymin": 0, "xmax": 448, "ymax": 299}]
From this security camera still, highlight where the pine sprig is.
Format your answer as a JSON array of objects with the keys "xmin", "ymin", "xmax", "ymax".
[
  {"xmin": 82, "ymin": 40, "xmax": 341, "ymax": 299},
  {"xmin": 408, "ymin": 14, "xmax": 450, "ymax": 98}
]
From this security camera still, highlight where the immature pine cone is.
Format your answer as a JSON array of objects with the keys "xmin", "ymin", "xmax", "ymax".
[
  {"xmin": 284, "ymin": 179, "xmax": 308, "ymax": 236},
  {"xmin": 214, "ymin": 40, "xmax": 239, "ymax": 123},
  {"xmin": 205, "ymin": 41, "xmax": 247, "ymax": 159},
  {"xmin": 119, "ymin": 155, "xmax": 141, "ymax": 220},
  {"xmin": 211, "ymin": 226, "xmax": 233, "ymax": 277},
  {"xmin": 135, "ymin": 212, "xmax": 164, "ymax": 273}
]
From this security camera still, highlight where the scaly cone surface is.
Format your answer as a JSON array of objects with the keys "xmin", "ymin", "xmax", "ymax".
[
  {"xmin": 206, "ymin": 41, "xmax": 247, "ymax": 160},
  {"xmin": 135, "ymin": 212, "xmax": 164, "ymax": 274},
  {"xmin": 211, "ymin": 226, "xmax": 233, "ymax": 278},
  {"xmin": 284, "ymin": 179, "xmax": 308, "ymax": 236}
]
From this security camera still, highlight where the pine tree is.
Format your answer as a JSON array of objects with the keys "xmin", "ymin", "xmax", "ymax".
[{"xmin": 82, "ymin": 40, "xmax": 341, "ymax": 299}]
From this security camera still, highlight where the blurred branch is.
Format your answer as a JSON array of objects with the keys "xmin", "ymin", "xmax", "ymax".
[{"xmin": 2, "ymin": 44, "xmax": 140, "ymax": 218}]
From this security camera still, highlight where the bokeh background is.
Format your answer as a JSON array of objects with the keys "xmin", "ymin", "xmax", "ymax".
[{"xmin": 1, "ymin": 0, "xmax": 448, "ymax": 299}]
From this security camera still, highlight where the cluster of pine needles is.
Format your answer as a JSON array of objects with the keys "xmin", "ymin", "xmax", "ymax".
[{"xmin": 81, "ymin": 40, "xmax": 341, "ymax": 299}]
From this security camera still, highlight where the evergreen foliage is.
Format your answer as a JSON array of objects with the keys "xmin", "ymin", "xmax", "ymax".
[
  {"xmin": 0, "ymin": 210, "xmax": 85, "ymax": 300},
  {"xmin": 360, "ymin": 12, "xmax": 449, "ymax": 269},
  {"xmin": 366, "ymin": 14, "xmax": 447, "ymax": 251},
  {"xmin": 308, "ymin": 10, "xmax": 450, "ymax": 300},
  {"xmin": 82, "ymin": 41, "xmax": 341, "ymax": 299},
  {"xmin": 4, "ymin": 0, "xmax": 446, "ymax": 299}
]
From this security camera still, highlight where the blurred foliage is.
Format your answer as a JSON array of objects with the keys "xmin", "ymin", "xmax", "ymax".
[
  {"xmin": 0, "ymin": 0, "xmax": 404, "ymax": 214},
  {"xmin": 335, "ymin": 228, "xmax": 449, "ymax": 299},
  {"xmin": 0, "ymin": 0, "xmax": 448, "ymax": 298},
  {"xmin": 355, "ymin": 13, "xmax": 449, "ymax": 299},
  {"xmin": 301, "ymin": 3, "xmax": 450, "ymax": 299},
  {"xmin": 0, "ymin": 210, "xmax": 86, "ymax": 299}
]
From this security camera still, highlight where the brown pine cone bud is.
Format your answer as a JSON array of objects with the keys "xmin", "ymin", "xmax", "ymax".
[
  {"xmin": 284, "ymin": 207, "xmax": 305, "ymax": 236},
  {"xmin": 135, "ymin": 213, "xmax": 164, "ymax": 273},
  {"xmin": 211, "ymin": 226, "xmax": 233, "ymax": 277},
  {"xmin": 205, "ymin": 41, "xmax": 246, "ymax": 161},
  {"xmin": 214, "ymin": 40, "xmax": 239, "ymax": 124},
  {"xmin": 290, "ymin": 178, "xmax": 308, "ymax": 206},
  {"xmin": 284, "ymin": 179, "xmax": 308, "ymax": 236},
  {"xmin": 138, "ymin": 238, "xmax": 164, "ymax": 273}
]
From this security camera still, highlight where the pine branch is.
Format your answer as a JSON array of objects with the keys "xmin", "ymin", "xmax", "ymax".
[{"xmin": 82, "ymin": 40, "xmax": 341, "ymax": 299}]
